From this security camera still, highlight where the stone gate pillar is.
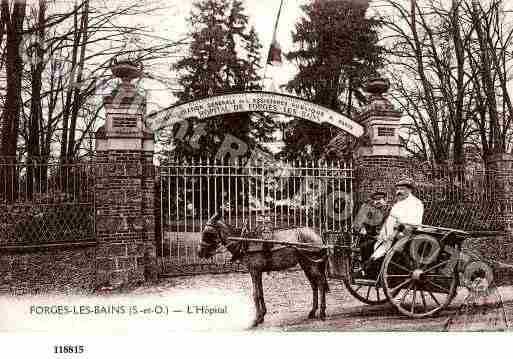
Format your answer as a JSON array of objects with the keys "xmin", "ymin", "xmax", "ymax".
[
  {"xmin": 474, "ymin": 154, "xmax": 513, "ymax": 285},
  {"xmin": 353, "ymin": 77, "xmax": 410, "ymax": 204},
  {"xmin": 94, "ymin": 59, "xmax": 157, "ymax": 288},
  {"xmin": 485, "ymin": 153, "xmax": 513, "ymax": 232}
]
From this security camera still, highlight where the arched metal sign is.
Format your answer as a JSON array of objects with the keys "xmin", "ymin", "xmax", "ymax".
[{"xmin": 149, "ymin": 91, "xmax": 364, "ymax": 138}]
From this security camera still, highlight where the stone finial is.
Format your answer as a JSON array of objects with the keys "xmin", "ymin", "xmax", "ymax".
[
  {"xmin": 110, "ymin": 56, "xmax": 143, "ymax": 89},
  {"xmin": 103, "ymin": 57, "xmax": 146, "ymax": 109},
  {"xmin": 110, "ymin": 36, "xmax": 144, "ymax": 89},
  {"xmin": 364, "ymin": 77, "xmax": 395, "ymax": 112}
]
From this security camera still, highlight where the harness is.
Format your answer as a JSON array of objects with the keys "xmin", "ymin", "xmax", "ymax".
[{"xmin": 202, "ymin": 221, "xmax": 327, "ymax": 265}]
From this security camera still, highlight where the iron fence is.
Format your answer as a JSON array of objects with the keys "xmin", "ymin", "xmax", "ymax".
[
  {"xmin": 159, "ymin": 157, "xmax": 354, "ymax": 274},
  {"xmin": 0, "ymin": 159, "xmax": 96, "ymax": 247},
  {"xmin": 410, "ymin": 164, "xmax": 502, "ymax": 231}
]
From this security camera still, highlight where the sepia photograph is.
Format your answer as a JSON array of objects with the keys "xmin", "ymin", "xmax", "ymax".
[{"xmin": 1, "ymin": 0, "xmax": 513, "ymax": 350}]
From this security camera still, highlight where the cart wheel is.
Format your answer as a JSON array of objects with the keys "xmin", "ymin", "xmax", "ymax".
[
  {"xmin": 343, "ymin": 278, "xmax": 388, "ymax": 305},
  {"xmin": 382, "ymin": 236, "xmax": 458, "ymax": 318}
]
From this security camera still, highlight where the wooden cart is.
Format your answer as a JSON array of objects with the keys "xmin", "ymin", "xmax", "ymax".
[{"xmin": 324, "ymin": 225, "xmax": 472, "ymax": 318}]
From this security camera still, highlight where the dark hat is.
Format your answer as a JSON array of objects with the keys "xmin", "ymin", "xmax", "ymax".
[{"xmin": 395, "ymin": 178, "xmax": 415, "ymax": 190}]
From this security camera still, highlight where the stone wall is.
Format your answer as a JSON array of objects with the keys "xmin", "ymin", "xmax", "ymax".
[
  {"xmin": 354, "ymin": 155, "xmax": 411, "ymax": 204},
  {"xmin": 0, "ymin": 149, "xmax": 157, "ymax": 294},
  {"xmin": 0, "ymin": 245, "xmax": 96, "ymax": 295}
]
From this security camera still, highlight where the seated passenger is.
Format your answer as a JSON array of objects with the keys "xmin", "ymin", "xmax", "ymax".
[
  {"xmin": 371, "ymin": 179, "xmax": 424, "ymax": 261},
  {"xmin": 352, "ymin": 191, "xmax": 389, "ymax": 265}
]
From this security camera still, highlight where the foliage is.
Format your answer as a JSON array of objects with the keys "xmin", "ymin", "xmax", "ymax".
[
  {"xmin": 171, "ymin": 0, "xmax": 276, "ymax": 159},
  {"xmin": 282, "ymin": 0, "xmax": 383, "ymax": 160}
]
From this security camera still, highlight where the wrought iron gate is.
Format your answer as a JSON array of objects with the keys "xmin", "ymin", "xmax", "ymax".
[{"xmin": 159, "ymin": 157, "xmax": 354, "ymax": 275}]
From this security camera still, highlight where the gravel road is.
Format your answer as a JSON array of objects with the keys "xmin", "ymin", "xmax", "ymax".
[{"xmin": 132, "ymin": 269, "xmax": 513, "ymax": 331}]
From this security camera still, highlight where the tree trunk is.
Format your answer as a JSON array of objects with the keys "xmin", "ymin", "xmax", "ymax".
[
  {"xmin": 67, "ymin": 0, "xmax": 89, "ymax": 160},
  {"xmin": 0, "ymin": 0, "xmax": 26, "ymax": 202},
  {"xmin": 26, "ymin": 0, "xmax": 47, "ymax": 198},
  {"xmin": 1, "ymin": 0, "xmax": 25, "ymax": 158},
  {"xmin": 60, "ymin": 2, "xmax": 81, "ymax": 162}
]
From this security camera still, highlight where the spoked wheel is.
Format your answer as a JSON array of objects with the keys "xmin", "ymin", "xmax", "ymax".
[
  {"xmin": 343, "ymin": 278, "xmax": 388, "ymax": 305},
  {"xmin": 382, "ymin": 236, "xmax": 458, "ymax": 318}
]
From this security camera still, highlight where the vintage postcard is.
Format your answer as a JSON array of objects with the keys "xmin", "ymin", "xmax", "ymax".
[{"xmin": 1, "ymin": 0, "xmax": 513, "ymax": 355}]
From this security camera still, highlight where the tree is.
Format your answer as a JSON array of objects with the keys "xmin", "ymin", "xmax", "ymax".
[
  {"xmin": 466, "ymin": 0, "xmax": 513, "ymax": 158},
  {"xmin": 0, "ymin": 0, "xmax": 27, "ymax": 160},
  {"xmin": 381, "ymin": 0, "xmax": 513, "ymax": 166},
  {"xmin": 382, "ymin": 0, "xmax": 475, "ymax": 166},
  {"xmin": 283, "ymin": 0, "xmax": 383, "ymax": 160},
  {"xmin": 172, "ymin": 0, "xmax": 274, "ymax": 159},
  {"xmin": 13, "ymin": 0, "xmax": 182, "ymax": 163},
  {"xmin": 0, "ymin": 0, "xmax": 183, "ymax": 201},
  {"xmin": 0, "ymin": 0, "xmax": 27, "ymax": 202}
]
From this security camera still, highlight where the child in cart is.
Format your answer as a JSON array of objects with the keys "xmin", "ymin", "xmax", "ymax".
[{"xmin": 352, "ymin": 190, "xmax": 389, "ymax": 278}]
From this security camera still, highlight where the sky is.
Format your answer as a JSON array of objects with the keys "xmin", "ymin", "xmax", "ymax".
[
  {"xmin": 165, "ymin": 0, "xmax": 306, "ymax": 51},
  {"xmin": 142, "ymin": 0, "xmax": 309, "ymax": 113}
]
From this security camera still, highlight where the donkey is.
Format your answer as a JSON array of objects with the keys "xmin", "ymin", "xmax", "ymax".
[{"xmin": 198, "ymin": 213, "xmax": 329, "ymax": 328}]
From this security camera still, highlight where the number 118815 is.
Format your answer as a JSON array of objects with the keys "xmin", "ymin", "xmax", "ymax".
[{"xmin": 53, "ymin": 345, "xmax": 84, "ymax": 354}]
